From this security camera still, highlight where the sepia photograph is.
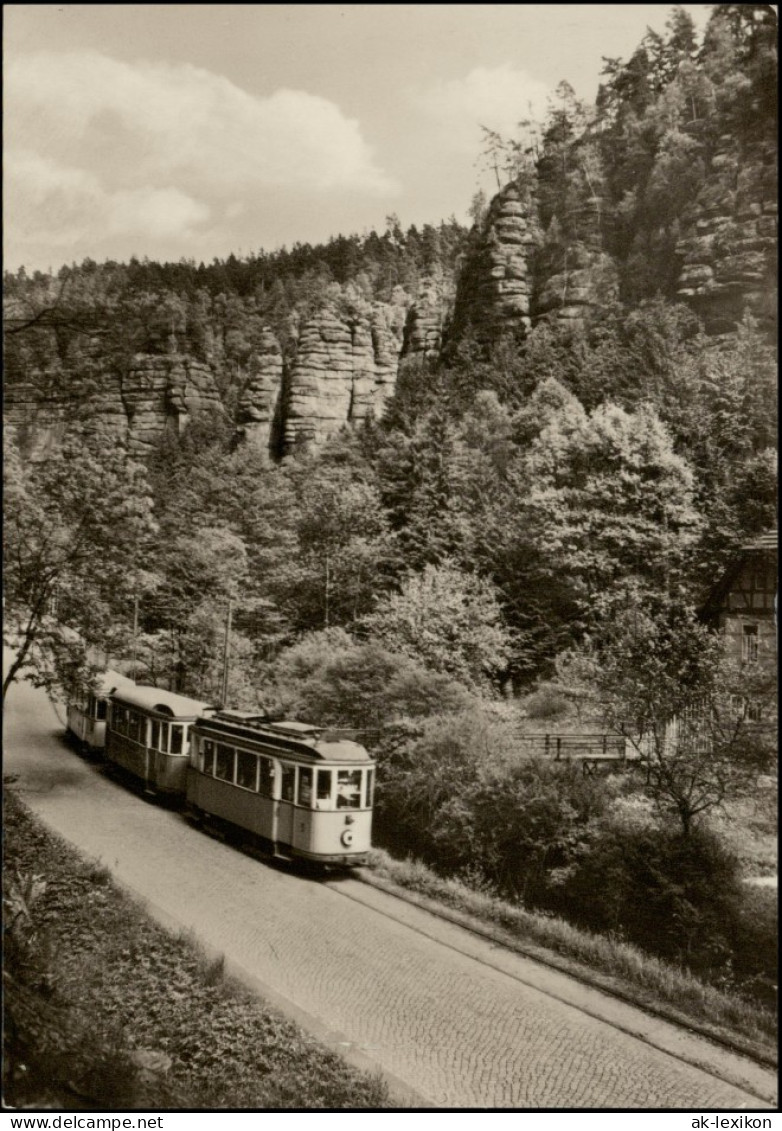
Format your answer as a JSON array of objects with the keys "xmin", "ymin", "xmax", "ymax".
[{"xmin": 2, "ymin": 3, "xmax": 777, "ymax": 1118}]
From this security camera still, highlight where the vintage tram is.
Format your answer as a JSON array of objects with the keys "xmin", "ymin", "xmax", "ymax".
[
  {"xmin": 105, "ymin": 685, "xmax": 216, "ymax": 796},
  {"xmin": 66, "ymin": 669, "xmax": 137, "ymax": 754},
  {"xmin": 187, "ymin": 709, "xmax": 375, "ymax": 865}
]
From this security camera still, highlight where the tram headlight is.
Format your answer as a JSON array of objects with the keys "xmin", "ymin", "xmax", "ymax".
[{"xmin": 341, "ymin": 829, "xmax": 354, "ymax": 847}]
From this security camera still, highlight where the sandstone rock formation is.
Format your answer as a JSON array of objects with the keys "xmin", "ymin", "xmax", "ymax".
[
  {"xmin": 6, "ymin": 353, "xmax": 223, "ymax": 460},
  {"xmin": 447, "ymin": 184, "xmax": 540, "ymax": 348},
  {"xmin": 401, "ymin": 275, "xmax": 453, "ymax": 361},
  {"xmin": 235, "ymin": 331, "xmax": 285, "ymax": 457},
  {"xmin": 284, "ymin": 298, "xmax": 406, "ymax": 448},
  {"xmin": 676, "ymin": 136, "xmax": 777, "ymax": 334},
  {"xmin": 535, "ymin": 242, "xmax": 619, "ymax": 330},
  {"xmin": 121, "ymin": 355, "xmax": 223, "ymax": 455}
]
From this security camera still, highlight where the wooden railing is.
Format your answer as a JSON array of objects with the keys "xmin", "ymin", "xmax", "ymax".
[{"xmin": 513, "ymin": 732, "xmax": 632, "ymax": 762}]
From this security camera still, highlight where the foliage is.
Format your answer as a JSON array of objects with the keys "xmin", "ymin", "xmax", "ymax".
[
  {"xmin": 360, "ymin": 560, "xmax": 512, "ymax": 691},
  {"xmin": 3, "ymin": 427, "xmax": 156, "ymax": 700},
  {"xmin": 559, "ymin": 604, "xmax": 777, "ymax": 835},
  {"xmin": 262, "ymin": 628, "xmax": 473, "ymax": 733},
  {"xmin": 546, "ymin": 819, "xmax": 776, "ymax": 999}
]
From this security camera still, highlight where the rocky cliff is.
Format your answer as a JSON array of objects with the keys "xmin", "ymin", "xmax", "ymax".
[
  {"xmin": 5, "ymin": 165, "xmax": 776, "ymax": 465},
  {"xmin": 6, "ymin": 351, "xmax": 223, "ymax": 460},
  {"xmin": 676, "ymin": 135, "xmax": 777, "ymax": 335},
  {"xmin": 235, "ymin": 280, "xmax": 452, "ymax": 457},
  {"xmin": 447, "ymin": 184, "xmax": 539, "ymax": 348}
]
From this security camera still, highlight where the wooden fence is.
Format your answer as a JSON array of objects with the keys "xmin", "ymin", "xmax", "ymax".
[{"xmin": 513, "ymin": 732, "xmax": 632, "ymax": 764}]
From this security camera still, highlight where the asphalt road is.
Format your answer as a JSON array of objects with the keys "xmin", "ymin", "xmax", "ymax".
[{"xmin": 3, "ymin": 675, "xmax": 776, "ymax": 1109}]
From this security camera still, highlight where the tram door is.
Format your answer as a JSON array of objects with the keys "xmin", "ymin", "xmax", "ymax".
[{"xmin": 275, "ymin": 762, "xmax": 296, "ymax": 848}]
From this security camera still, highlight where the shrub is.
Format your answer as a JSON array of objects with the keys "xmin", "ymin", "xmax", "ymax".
[
  {"xmin": 373, "ymin": 708, "xmax": 517, "ymax": 863},
  {"xmin": 551, "ymin": 823, "xmax": 748, "ymax": 980},
  {"xmin": 725, "ymin": 885, "xmax": 777, "ymax": 1010},
  {"xmin": 522, "ymin": 684, "xmax": 571, "ymax": 720},
  {"xmin": 265, "ymin": 630, "xmax": 473, "ymax": 733}
]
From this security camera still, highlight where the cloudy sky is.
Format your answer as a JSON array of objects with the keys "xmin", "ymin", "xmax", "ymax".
[{"xmin": 5, "ymin": 4, "xmax": 711, "ymax": 273}]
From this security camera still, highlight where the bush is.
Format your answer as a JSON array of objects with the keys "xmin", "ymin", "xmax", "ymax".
[
  {"xmin": 375, "ymin": 716, "xmax": 613, "ymax": 901},
  {"xmin": 373, "ymin": 709, "xmax": 517, "ymax": 863},
  {"xmin": 522, "ymin": 684, "xmax": 571, "ymax": 720},
  {"xmin": 265, "ymin": 630, "xmax": 473, "ymax": 733},
  {"xmin": 725, "ymin": 885, "xmax": 777, "ymax": 1010},
  {"xmin": 466, "ymin": 759, "xmax": 611, "ymax": 903},
  {"xmin": 551, "ymin": 823, "xmax": 750, "ymax": 980}
]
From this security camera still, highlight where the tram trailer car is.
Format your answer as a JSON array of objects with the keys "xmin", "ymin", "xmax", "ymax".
[
  {"xmin": 105, "ymin": 686, "xmax": 216, "ymax": 797},
  {"xmin": 187, "ymin": 710, "xmax": 375, "ymax": 866},
  {"xmin": 67, "ymin": 670, "xmax": 137, "ymax": 754}
]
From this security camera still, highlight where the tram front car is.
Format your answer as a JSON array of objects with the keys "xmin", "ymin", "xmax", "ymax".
[{"xmin": 187, "ymin": 711, "xmax": 375, "ymax": 865}]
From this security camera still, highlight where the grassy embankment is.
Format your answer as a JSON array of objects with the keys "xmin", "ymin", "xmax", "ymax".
[
  {"xmin": 3, "ymin": 788, "xmax": 389, "ymax": 1111},
  {"xmin": 362, "ymin": 848, "xmax": 777, "ymax": 1065}
]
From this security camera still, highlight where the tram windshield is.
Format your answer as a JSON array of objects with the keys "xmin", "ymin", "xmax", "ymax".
[{"xmin": 336, "ymin": 769, "xmax": 362, "ymax": 809}]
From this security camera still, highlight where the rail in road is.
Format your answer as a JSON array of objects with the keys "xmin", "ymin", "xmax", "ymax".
[{"xmin": 3, "ymin": 675, "xmax": 776, "ymax": 1110}]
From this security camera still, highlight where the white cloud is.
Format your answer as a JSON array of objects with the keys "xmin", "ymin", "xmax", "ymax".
[
  {"xmin": 6, "ymin": 50, "xmax": 396, "ymax": 195},
  {"xmin": 5, "ymin": 149, "xmax": 210, "ymax": 246},
  {"xmin": 4, "ymin": 49, "xmax": 397, "ymax": 266},
  {"xmin": 414, "ymin": 64, "xmax": 551, "ymax": 153}
]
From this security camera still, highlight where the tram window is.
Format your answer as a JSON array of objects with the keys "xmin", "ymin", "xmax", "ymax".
[
  {"xmin": 113, "ymin": 706, "xmax": 126, "ymax": 734},
  {"xmin": 127, "ymin": 711, "xmax": 139, "ymax": 742},
  {"xmin": 159, "ymin": 723, "xmax": 169, "ymax": 753},
  {"xmin": 281, "ymin": 764, "xmax": 295, "ymax": 802},
  {"xmin": 201, "ymin": 740, "xmax": 215, "ymax": 775},
  {"xmin": 336, "ymin": 770, "xmax": 361, "ymax": 809},
  {"xmin": 298, "ymin": 766, "xmax": 313, "ymax": 807},
  {"xmin": 150, "ymin": 719, "xmax": 160, "ymax": 751},
  {"xmin": 170, "ymin": 725, "xmax": 183, "ymax": 755},
  {"xmin": 96, "ymin": 699, "xmax": 107, "ymax": 721},
  {"xmin": 215, "ymin": 743, "xmax": 235, "ymax": 782},
  {"xmin": 236, "ymin": 749, "xmax": 257, "ymax": 790},
  {"xmin": 365, "ymin": 768, "xmax": 374, "ymax": 808},
  {"xmin": 316, "ymin": 769, "xmax": 332, "ymax": 808},
  {"xmin": 258, "ymin": 757, "xmax": 274, "ymax": 797}
]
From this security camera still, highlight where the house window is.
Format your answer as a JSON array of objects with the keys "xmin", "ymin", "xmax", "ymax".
[
  {"xmin": 742, "ymin": 624, "xmax": 759, "ymax": 663},
  {"xmin": 745, "ymin": 699, "xmax": 763, "ymax": 722}
]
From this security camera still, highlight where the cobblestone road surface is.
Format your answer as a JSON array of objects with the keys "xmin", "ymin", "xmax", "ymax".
[{"xmin": 4, "ymin": 676, "xmax": 776, "ymax": 1109}]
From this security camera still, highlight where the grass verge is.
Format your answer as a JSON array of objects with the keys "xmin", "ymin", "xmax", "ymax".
[
  {"xmin": 362, "ymin": 848, "xmax": 777, "ymax": 1066},
  {"xmin": 3, "ymin": 788, "xmax": 390, "ymax": 1110}
]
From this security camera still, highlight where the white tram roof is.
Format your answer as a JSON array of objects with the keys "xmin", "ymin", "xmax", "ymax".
[
  {"xmin": 96, "ymin": 670, "xmax": 137, "ymax": 697},
  {"xmin": 111, "ymin": 685, "xmax": 215, "ymax": 719},
  {"xmin": 201, "ymin": 711, "xmax": 372, "ymax": 762}
]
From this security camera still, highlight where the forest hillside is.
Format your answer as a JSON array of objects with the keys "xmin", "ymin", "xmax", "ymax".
[{"xmin": 4, "ymin": 4, "xmax": 777, "ymax": 1010}]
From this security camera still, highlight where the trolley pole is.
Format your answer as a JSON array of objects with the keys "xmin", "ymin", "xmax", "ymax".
[
  {"xmin": 131, "ymin": 592, "xmax": 139, "ymax": 682},
  {"xmin": 221, "ymin": 599, "xmax": 233, "ymax": 707}
]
